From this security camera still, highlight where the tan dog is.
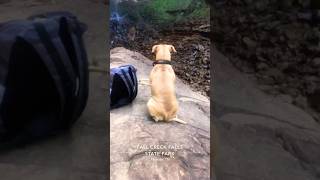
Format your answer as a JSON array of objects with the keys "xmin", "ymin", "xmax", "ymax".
[{"xmin": 146, "ymin": 44, "xmax": 186, "ymax": 124}]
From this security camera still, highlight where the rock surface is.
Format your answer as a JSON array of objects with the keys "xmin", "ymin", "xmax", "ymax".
[
  {"xmin": 214, "ymin": 48, "xmax": 320, "ymax": 180},
  {"xmin": 110, "ymin": 47, "xmax": 211, "ymax": 180},
  {"xmin": 213, "ymin": 0, "xmax": 320, "ymax": 120}
]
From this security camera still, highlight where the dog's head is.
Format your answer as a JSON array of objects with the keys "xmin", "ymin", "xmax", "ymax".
[{"xmin": 152, "ymin": 44, "xmax": 177, "ymax": 60}]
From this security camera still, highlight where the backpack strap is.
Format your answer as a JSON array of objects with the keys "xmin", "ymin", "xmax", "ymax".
[
  {"xmin": 23, "ymin": 38, "xmax": 66, "ymax": 120},
  {"xmin": 33, "ymin": 21, "xmax": 80, "ymax": 127},
  {"xmin": 120, "ymin": 65, "xmax": 139, "ymax": 101},
  {"xmin": 70, "ymin": 32, "xmax": 85, "ymax": 96},
  {"xmin": 65, "ymin": 18, "xmax": 89, "ymax": 123},
  {"xmin": 119, "ymin": 69, "xmax": 133, "ymax": 98},
  {"xmin": 53, "ymin": 38, "xmax": 76, "ymax": 93},
  {"xmin": 122, "ymin": 69, "xmax": 136, "ymax": 101},
  {"xmin": 33, "ymin": 22, "xmax": 76, "ymax": 94},
  {"xmin": 128, "ymin": 66, "xmax": 138, "ymax": 99}
]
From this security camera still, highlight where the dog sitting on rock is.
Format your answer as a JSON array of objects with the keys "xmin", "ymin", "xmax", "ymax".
[{"xmin": 146, "ymin": 44, "xmax": 186, "ymax": 124}]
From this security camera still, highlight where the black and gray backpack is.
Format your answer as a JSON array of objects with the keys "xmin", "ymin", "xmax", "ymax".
[
  {"xmin": 0, "ymin": 11, "xmax": 89, "ymax": 145},
  {"xmin": 110, "ymin": 65, "xmax": 138, "ymax": 109}
]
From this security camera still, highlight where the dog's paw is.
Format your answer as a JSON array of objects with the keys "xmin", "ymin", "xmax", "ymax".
[{"xmin": 152, "ymin": 116, "xmax": 162, "ymax": 122}]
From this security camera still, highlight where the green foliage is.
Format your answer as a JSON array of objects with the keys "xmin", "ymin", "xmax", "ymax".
[
  {"xmin": 188, "ymin": 3, "xmax": 210, "ymax": 19},
  {"xmin": 115, "ymin": 0, "xmax": 209, "ymax": 25},
  {"xmin": 145, "ymin": 0, "xmax": 191, "ymax": 24}
]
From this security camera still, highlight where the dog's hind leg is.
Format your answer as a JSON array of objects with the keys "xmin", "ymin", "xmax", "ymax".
[{"xmin": 147, "ymin": 99, "xmax": 163, "ymax": 122}]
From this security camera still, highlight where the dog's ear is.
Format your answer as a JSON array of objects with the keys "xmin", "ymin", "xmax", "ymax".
[
  {"xmin": 170, "ymin": 45, "xmax": 177, "ymax": 53},
  {"xmin": 152, "ymin": 45, "xmax": 158, "ymax": 54}
]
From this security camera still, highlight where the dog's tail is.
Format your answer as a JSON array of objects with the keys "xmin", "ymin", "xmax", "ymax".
[{"xmin": 170, "ymin": 117, "xmax": 187, "ymax": 124}]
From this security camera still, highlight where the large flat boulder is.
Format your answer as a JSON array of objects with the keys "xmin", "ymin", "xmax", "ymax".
[{"xmin": 110, "ymin": 47, "xmax": 211, "ymax": 180}]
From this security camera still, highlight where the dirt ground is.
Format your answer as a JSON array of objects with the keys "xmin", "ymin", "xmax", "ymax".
[
  {"xmin": 0, "ymin": 0, "xmax": 108, "ymax": 179},
  {"xmin": 111, "ymin": 18, "xmax": 211, "ymax": 96}
]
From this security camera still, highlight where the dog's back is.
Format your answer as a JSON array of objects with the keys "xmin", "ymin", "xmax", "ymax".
[
  {"xmin": 148, "ymin": 64, "xmax": 178, "ymax": 121},
  {"xmin": 147, "ymin": 44, "xmax": 182, "ymax": 123}
]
